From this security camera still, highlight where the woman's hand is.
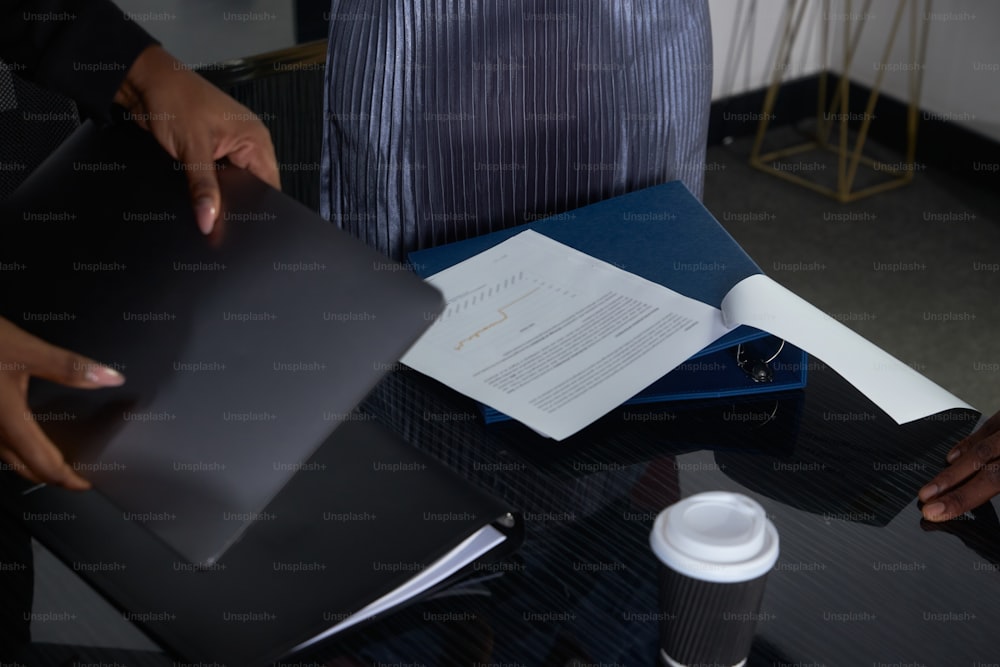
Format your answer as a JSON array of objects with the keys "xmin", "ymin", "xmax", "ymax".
[
  {"xmin": 114, "ymin": 45, "xmax": 281, "ymax": 234},
  {"xmin": 919, "ymin": 409, "xmax": 1000, "ymax": 521},
  {"xmin": 0, "ymin": 317, "xmax": 125, "ymax": 490}
]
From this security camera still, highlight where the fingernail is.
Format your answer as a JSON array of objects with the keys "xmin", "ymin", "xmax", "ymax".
[
  {"xmin": 918, "ymin": 484, "xmax": 939, "ymax": 501},
  {"xmin": 85, "ymin": 366, "xmax": 125, "ymax": 386},
  {"xmin": 69, "ymin": 479, "xmax": 91, "ymax": 491},
  {"xmin": 923, "ymin": 502, "xmax": 945, "ymax": 519},
  {"xmin": 196, "ymin": 197, "xmax": 216, "ymax": 235},
  {"xmin": 947, "ymin": 449, "xmax": 961, "ymax": 463},
  {"xmin": 68, "ymin": 474, "xmax": 92, "ymax": 491},
  {"xmin": 59, "ymin": 463, "xmax": 91, "ymax": 491}
]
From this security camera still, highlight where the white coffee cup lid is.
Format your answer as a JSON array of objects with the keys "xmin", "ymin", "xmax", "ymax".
[{"xmin": 650, "ymin": 491, "xmax": 779, "ymax": 583}]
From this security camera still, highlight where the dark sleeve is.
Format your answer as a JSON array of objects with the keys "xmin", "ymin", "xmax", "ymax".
[{"xmin": 0, "ymin": 0, "xmax": 158, "ymax": 122}]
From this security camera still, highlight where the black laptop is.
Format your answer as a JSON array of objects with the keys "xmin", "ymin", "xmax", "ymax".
[
  {"xmin": 1, "ymin": 120, "xmax": 447, "ymax": 567},
  {"xmin": 0, "ymin": 121, "xmax": 519, "ymax": 665}
]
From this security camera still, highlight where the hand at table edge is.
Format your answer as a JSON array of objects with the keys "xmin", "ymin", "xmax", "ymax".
[{"xmin": 919, "ymin": 409, "xmax": 1000, "ymax": 521}]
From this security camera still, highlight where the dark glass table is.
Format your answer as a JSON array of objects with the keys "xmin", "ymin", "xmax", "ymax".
[{"xmin": 2, "ymin": 360, "xmax": 995, "ymax": 666}]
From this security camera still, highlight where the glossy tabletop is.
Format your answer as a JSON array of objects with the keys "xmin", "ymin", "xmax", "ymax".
[{"xmin": 2, "ymin": 359, "xmax": 994, "ymax": 667}]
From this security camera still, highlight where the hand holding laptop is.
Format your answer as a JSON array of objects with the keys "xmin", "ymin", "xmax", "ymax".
[
  {"xmin": 1, "ymin": 27, "xmax": 281, "ymax": 489},
  {"xmin": 114, "ymin": 45, "xmax": 282, "ymax": 235},
  {"xmin": 0, "ymin": 317, "xmax": 125, "ymax": 490},
  {"xmin": 0, "ymin": 45, "xmax": 276, "ymax": 489}
]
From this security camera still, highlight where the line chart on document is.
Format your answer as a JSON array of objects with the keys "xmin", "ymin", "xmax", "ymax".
[{"xmin": 443, "ymin": 271, "xmax": 578, "ymax": 351}]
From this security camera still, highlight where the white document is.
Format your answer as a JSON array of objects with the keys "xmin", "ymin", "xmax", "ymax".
[
  {"xmin": 290, "ymin": 525, "xmax": 507, "ymax": 653},
  {"xmin": 402, "ymin": 231, "xmax": 973, "ymax": 439},
  {"xmin": 722, "ymin": 274, "xmax": 974, "ymax": 423},
  {"xmin": 401, "ymin": 231, "xmax": 732, "ymax": 439}
]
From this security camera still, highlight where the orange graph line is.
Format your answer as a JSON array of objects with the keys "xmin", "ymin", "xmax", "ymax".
[{"xmin": 454, "ymin": 287, "xmax": 541, "ymax": 351}]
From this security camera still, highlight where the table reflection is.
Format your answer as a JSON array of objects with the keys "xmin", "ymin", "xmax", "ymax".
[{"xmin": 2, "ymin": 359, "xmax": 992, "ymax": 666}]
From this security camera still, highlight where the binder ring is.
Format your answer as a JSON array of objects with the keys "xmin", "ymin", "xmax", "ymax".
[{"xmin": 736, "ymin": 339, "xmax": 786, "ymax": 383}]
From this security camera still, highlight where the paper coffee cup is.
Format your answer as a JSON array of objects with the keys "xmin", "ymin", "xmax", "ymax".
[{"xmin": 649, "ymin": 491, "xmax": 779, "ymax": 667}]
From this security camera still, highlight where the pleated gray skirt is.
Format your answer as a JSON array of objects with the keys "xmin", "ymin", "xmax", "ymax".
[{"xmin": 320, "ymin": 0, "xmax": 713, "ymax": 261}]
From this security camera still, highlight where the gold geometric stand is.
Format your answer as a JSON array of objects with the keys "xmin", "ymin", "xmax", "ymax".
[{"xmin": 749, "ymin": 0, "xmax": 931, "ymax": 203}]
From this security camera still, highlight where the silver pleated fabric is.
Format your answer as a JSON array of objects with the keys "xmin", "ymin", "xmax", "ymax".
[{"xmin": 320, "ymin": 0, "xmax": 712, "ymax": 261}]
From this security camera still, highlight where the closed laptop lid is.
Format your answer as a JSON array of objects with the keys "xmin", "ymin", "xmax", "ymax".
[{"xmin": 0, "ymin": 121, "xmax": 443, "ymax": 566}]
